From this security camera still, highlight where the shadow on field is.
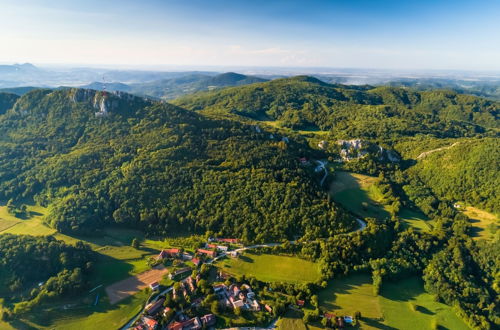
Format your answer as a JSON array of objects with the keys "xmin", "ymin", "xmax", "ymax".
[{"xmin": 239, "ymin": 255, "xmax": 254, "ymax": 263}]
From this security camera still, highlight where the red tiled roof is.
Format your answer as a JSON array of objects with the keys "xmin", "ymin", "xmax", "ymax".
[
  {"xmin": 197, "ymin": 249, "xmax": 216, "ymax": 257},
  {"xmin": 143, "ymin": 317, "xmax": 158, "ymax": 329}
]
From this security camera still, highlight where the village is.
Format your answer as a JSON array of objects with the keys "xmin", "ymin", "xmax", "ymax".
[{"xmin": 129, "ymin": 237, "xmax": 356, "ymax": 330}]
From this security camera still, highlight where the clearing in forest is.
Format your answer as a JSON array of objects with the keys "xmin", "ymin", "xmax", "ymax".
[
  {"xmin": 462, "ymin": 206, "xmax": 499, "ymax": 240},
  {"xmin": 329, "ymin": 171, "xmax": 391, "ymax": 219}
]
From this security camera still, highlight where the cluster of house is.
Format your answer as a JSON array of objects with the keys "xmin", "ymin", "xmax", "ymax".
[
  {"xmin": 213, "ymin": 283, "xmax": 264, "ymax": 313},
  {"xmin": 167, "ymin": 313, "xmax": 216, "ymax": 330},
  {"xmin": 156, "ymin": 238, "xmax": 241, "ymax": 266}
]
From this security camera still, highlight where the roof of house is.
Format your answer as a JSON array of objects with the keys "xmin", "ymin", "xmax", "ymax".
[
  {"xmin": 143, "ymin": 316, "xmax": 158, "ymax": 329},
  {"xmin": 297, "ymin": 299, "xmax": 305, "ymax": 306},
  {"xmin": 217, "ymin": 238, "xmax": 239, "ymax": 243},
  {"xmin": 197, "ymin": 249, "xmax": 216, "ymax": 256},
  {"xmin": 192, "ymin": 258, "xmax": 201, "ymax": 265}
]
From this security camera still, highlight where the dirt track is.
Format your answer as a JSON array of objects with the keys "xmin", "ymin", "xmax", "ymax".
[{"xmin": 105, "ymin": 265, "xmax": 169, "ymax": 305}]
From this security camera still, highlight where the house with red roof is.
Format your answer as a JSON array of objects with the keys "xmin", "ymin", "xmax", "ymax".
[
  {"xmin": 157, "ymin": 248, "xmax": 181, "ymax": 260},
  {"xmin": 191, "ymin": 258, "xmax": 201, "ymax": 266},
  {"xmin": 197, "ymin": 249, "xmax": 216, "ymax": 258}
]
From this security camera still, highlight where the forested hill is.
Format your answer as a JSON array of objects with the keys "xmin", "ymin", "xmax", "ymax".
[
  {"xmin": 406, "ymin": 138, "xmax": 500, "ymax": 213},
  {"xmin": 0, "ymin": 88, "xmax": 353, "ymax": 240},
  {"xmin": 0, "ymin": 92, "xmax": 19, "ymax": 115},
  {"xmin": 173, "ymin": 76, "xmax": 499, "ymax": 139}
]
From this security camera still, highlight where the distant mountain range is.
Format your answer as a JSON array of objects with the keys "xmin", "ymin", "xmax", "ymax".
[{"xmin": 80, "ymin": 72, "xmax": 267, "ymax": 99}]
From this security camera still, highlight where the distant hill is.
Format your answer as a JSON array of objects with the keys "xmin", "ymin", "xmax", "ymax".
[
  {"xmin": 129, "ymin": 72, "xmax": 267, "ymax": 99},
  {"xmin": 387, "ymin": 78, "xmax": 500, "ymax": 101},
  {"xmin": 0, "ymin": 86, "xmax": 40, "ymax": 96},
  {"xmin": 80, "ymin": 81, "xmax": 133, "ymax": 93},
  {"xmin": 174, "ymin": 76, "xmax": 499, "ymax": 139},
  {"xmin": 74, "ymin": 72, "xmax": 267, "ymax": 100}
]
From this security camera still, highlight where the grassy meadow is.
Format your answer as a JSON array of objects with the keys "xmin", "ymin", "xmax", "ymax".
[
  {"xmin": 329, "ymin": 171, "xmax": 431, "ymax": 231},
  {"xmin": 462, "ymin": 206, "xmax": 498, "ymax": 240},
  {"xmin": 316, "ymin": 273, "xmax": 469, "ymax": 330},
  {"xmin": 217, "ymin": 251, "xmax": 322, "ymax": 284}
]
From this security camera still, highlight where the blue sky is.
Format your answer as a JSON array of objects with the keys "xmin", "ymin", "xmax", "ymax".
[{"xmin": 1, "ymin": 0, "xmax": 499, "ymax": 70}]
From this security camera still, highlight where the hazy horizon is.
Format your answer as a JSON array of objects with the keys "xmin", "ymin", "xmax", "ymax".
[{"xmin": 1, "ymin": 0, "xmax": 500, "ymax": 71}]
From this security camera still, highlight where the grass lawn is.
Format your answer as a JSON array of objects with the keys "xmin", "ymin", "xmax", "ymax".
[
  {"xmin": 329, "ymin": 172, "xmax": 392, "ymax": 220},
  {"xmin": 17, "ymin": 289, "xmax": 148, "ymax": 330},
  {"xmin": 217, "ymin": 252, "xmax": 321, "ymax": 284},
  {"xmin": 380, "ymin": 277, "xmax": 469, "ymax": 330},
  {"xmin": 317, "ymin": 274, "xmax": 469, "ymax": 330},
  {"xmin": 398, "ymin": 208, "xmax": 433, "ymax": 232},
  {"xmin": 330, "ymin": 172, "xmax": 433, "ymax": 231},
  {"xmin": 318, "ymin": 273, "xmax": 384, "ymax": 329},
  {"xmin": 277, "ymin": 309, "xmax": 308, "ymax": 330},
  {"xmin": 462, "ymin": 206, "xmax": 498, "ymax": 240},
  {"xmin": 0, "ymin": 203, "xmax": 55, "ymax": 236}
]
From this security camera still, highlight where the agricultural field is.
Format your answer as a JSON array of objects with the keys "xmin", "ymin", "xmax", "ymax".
[
  {"xmin": 217, "ymin": 251, "xmax": 322, "ymax": 284},
  {"xmin": 329, "ymin": 172, "xmax": 431, "ymax": 230},
  {"xmin": 0, "ymin": 203, "xmax": 55, "ymax": 236},
  {"xmin": 317, "ymin": 274, "xmax": 469, "ymax": 330},
  {"xmin": 462, "ymin": 206, "xmax": 498, "ymax": 240}
]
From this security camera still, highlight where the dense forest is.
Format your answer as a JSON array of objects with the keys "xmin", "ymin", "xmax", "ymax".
[
  {"xmin": 0, "ymin": 234, "xmax": 94, "ymax": 317},
  {"xmin": 174, "ymin": 76, "xmax": 499, "ymax": 139},
  {"xmin": 404, "ymin": 138, "xmax": 499, "ymax": 213},
  {"xmin": 0, "ymin": 88, "xmax": 352, "ymax": 240}
]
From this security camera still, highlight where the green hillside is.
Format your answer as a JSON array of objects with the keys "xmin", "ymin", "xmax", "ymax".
[
  {"xmin": 407, "ymin": 138, "xmax": 499, "ymax": 213},
  {"xmin": 0, "ymin": 88, "xmax": 352, "ymax": 240},
  {"xmin": 173, "ymin": 76, "xmax": 499, "ymax": 139}
]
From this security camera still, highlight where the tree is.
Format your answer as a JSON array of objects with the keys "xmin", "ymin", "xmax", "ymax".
[
  {"xmin": 234, "ymin": 306, "xmax": 242, "ymax": 316},
  {"xmin": 211, "ymin": 300, "xmax": 220, "ymax": 315},
  {"xmin": 131, "ymin": 238, "xmax": 140, "ymax": 249}
]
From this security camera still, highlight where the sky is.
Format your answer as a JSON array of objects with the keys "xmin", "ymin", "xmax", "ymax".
[{"xmin": 1, "ymin": 0, "xmax": 500, "ymax": 70}]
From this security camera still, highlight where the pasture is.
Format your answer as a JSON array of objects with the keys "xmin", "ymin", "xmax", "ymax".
[
  {"xmin": 329, "ymin": 171, "xmax": 392, "ymax": 219},
  {"xmin": 462, "ymin": 206, "xmax": 498, "ymax": 240},
  {"xmin": 217, "ymin": 252, "xmax": 321, "ymax": 284},
  {"xmin": 317, "ymin": 274, "xmax": 469, "ymax": 329},
  {"xmin": 330, "ymin": 171, "xmax": 432, "ymax": 230}
]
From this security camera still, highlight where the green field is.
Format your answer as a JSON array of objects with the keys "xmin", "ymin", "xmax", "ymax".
[
  {"xmin": 317, "ymin": 274, "xmax": 469, "ymax": 330},
  {"xmin": 277, "ymin": 309, "xmax": 308, "ymax": 330},
  {"xmin": 330, "ymin": 172, "xmax": 431, "ymax": 230},
  {"xmin": 380, "ymin": 278, "xmax": 469, "ymax": 330},
  {"xmin": 462, "ymin": 206, "xmax": 499, "ymax": 240},
  {"xmin": 329, "ymin": 172, "xmax": 392, "ymax": 220},
  {"xmin": 217, "ymin": 252, "xmax": 321, "ymax": 284}
]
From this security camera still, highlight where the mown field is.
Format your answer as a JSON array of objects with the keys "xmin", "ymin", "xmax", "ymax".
[
  {"xmin": 316, "ymin": 274, "xmax": 468, "ymax": 330},
  {"xmin": 217, "ymin": 251, "xmax": 322, "ymax": 284},
  {"xmin": 462, "ymin": 206, "xmax": 498, "ymax": 240},
  {"xmin": 329, "ymin": 171, "xmax": 431, "ymax": 231}
]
